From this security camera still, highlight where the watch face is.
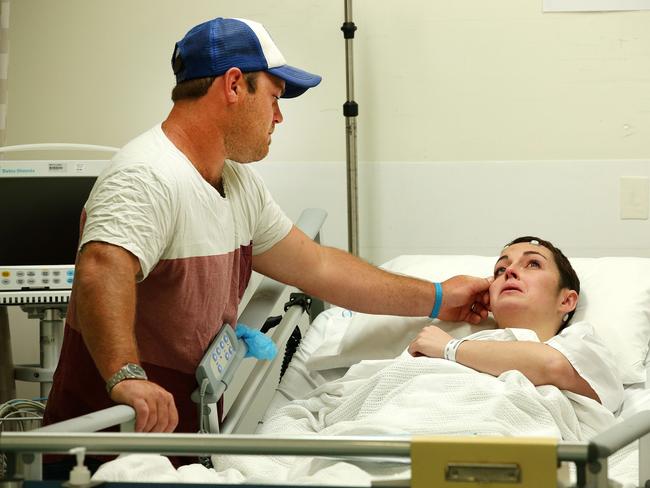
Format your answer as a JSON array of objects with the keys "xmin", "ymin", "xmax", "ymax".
[
  {"xmin": 106, "ymin": 363, "xmax": 147, "ymax": 393},
  {"xmin": 126, "ymin": 363, "xmax": 146, "ymax": 376}
]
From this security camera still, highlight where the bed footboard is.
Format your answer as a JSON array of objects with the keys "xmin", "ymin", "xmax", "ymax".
[{"xmin": 1, "ymin": 424, "xmax": 648, "ymax": 488}]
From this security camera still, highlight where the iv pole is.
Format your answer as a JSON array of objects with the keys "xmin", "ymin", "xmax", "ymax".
[{"xmin": 342, "ymin": 0, "xmax": 359, "ymax": 256}]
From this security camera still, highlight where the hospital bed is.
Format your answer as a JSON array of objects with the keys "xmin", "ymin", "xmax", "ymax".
[{"xmin": 2, "ymin": 250, "xmax": 650, "ymax": 488}]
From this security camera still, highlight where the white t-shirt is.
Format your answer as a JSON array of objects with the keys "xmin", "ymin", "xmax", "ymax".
[
  {"xmin": 466, "ymin": 321, "xmax": 624, "ymax": 413},
  {"xmin": 72, "ymin": 124, "xmax": 293, "ymax": 373}
]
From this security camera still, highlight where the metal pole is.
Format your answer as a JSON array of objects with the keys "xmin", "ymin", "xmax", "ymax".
[
  {"xmin": 0, "ymin": 306, "xmax": 16, "ymax": 402},
  {"xmin": 39, "ymin": 308, "xmax": 64, "ymax": 398},
  {"xmin": 14, "ymin": 306, "xmax": 66, "ymax": 399},
  {"xmin": 0, "ymin": 431, "xmax": 597, "ymax": 464},
  {"xmin": 0, "ymin": 431, "xmax": 411, "ymax": 458},
  {"xmin": 342, "ymin": 0, "xmax": 359, "ymax": 256}
]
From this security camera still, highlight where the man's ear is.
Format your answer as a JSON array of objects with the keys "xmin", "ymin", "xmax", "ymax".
[
  {"xmin": 222, "ymin": 67, "xmax": 246, "ymax": 103},
  {"xmin": 559, "ymin": 289, "xmax": 579, "ymax": 315}
]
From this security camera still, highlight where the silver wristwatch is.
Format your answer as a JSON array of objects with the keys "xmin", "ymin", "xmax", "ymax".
[{"xmin": 105, "ymin": 363, "xmax": 148, "ymax": 393}]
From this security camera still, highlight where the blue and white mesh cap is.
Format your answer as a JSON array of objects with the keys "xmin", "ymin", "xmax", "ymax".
[{"xmin": 172, "ymin": 17, "xmax": 322, "ymax": 98}]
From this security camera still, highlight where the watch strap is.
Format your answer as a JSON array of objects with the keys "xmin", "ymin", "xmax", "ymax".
[{"xmin": 106, "ymin": 363, "xmax": 148, "ymax": 394}]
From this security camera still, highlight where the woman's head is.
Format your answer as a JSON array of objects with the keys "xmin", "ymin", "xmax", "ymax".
[{"xmin": 489, "ymin": 236, "xmax": 580, "ymax": 336}]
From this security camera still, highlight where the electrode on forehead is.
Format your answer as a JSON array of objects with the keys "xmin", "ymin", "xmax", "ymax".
[{"xmin": 503, "ymin": 239, "xmax": 540, "ymax": 250}]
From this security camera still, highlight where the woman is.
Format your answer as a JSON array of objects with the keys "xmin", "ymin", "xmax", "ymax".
[{"xmin": 408, "ymin": 236, "xmax": 623, "ymax": 413}]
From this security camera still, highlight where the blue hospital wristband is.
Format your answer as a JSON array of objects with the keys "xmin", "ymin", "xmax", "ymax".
[{"xmin": 430, "ymin": 282, "xmax": 443, "ymax": 319}]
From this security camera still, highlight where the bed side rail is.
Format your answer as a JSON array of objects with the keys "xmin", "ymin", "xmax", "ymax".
[
  {"xmin": 587, "ymin": 410, "xmax": 650, "ymax": 488},
  {"xmin": 221, "ymin": 301, "xmax": 308, "ymax": 434},
  {"xmin": 3, "ymin": 431, "xmax": 647, "ymax": 488},
  {"xmin": 589, "ymin": 410, "xmax": 650, "ymax": 458},
  {"xmin": 223, "ymin": 208, "xmax": 326, "ymax": 433},
  {"xmin": 35, "ymin": 405, "xmax": 136, "ymax": 433},
  {"xmin": 6, "ymin": 405, "xmax": 137, "ymax": 481},
  {"xmin": 237, "ymin": 207, "xmax": 327, "ymax": 329},
  {"xmin": 0, "ymin": 432, "xmax": 412, "ymax": 458}
]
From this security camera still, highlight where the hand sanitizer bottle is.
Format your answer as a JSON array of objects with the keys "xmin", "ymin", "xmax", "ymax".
[{"xmin": 67, "ymin": 447, "xmax": 91, "ymax": 486}]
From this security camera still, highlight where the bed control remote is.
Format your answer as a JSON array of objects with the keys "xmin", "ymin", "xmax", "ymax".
[{"xmin": 191, "ymin": 324, "xmax": 245, "ymax": 404}]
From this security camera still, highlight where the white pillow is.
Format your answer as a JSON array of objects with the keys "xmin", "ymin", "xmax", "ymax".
[
  {"xmin": 570, "ymin": 257, "xmax": 650, "ymax": 384},
  {"xmin": 306, "ymin": 255, "xmax": 650, "ymax": 384},
  {"xmin": 306, "ymin": 255, "xmax": 496, "ymax": 371}
]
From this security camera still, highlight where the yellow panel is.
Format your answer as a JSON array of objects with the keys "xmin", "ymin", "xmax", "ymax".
[{"xmin": 412, "ymin": 436, "xmax": 557, "ymax": 488}]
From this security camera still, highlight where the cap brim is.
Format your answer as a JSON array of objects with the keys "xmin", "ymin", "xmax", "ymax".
[{"xmin": 268, "ymin": 65, "xmax": 322, "ymax": 98}]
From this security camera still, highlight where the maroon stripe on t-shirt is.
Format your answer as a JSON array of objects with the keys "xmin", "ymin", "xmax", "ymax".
[
  {"xmin": 45, "ymin": 242, "xmax": 252, "ymax": 444},
  {"xmin": 43, "ymin": 326, "xmax": 203, "ymax": 433},
  {"xmin": 67, "ymin": 244, "xmax": 253, "ymax": 374},
  {"xmin": 134, "ymin": 248, "xmax": 250, "ymax": 373}
]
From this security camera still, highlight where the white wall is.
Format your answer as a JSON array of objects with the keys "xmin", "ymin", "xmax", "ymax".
[
  {"xmin": 5, "ymin": 1, "xmax": 650, "ymax": 399},
  {"xmin": 6, "ymin": 0, "xmax": 343, "ymax": 162},
  {"xmin": 256, "ymin": 160, "xmax": 650, "ymax": 264},
  {"xmin": 355, "ymin": 3, "xmax": 650, "ymax": 162},
  {"xmin": 6, "ymin": 0, "xmax": 650, "ymax": 250},
  {"xmin": 7, "ymin": 1, "xmax": 650, "ymax": 161}
]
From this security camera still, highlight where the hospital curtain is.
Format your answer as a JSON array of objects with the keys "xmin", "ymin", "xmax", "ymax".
[
  {"xmin": 0, "ymin": 1, "xmax": 11, "ymax": 402},
  {"xmin": 0, "ymin": 1, "xmax": 9, "ymax": 147}
]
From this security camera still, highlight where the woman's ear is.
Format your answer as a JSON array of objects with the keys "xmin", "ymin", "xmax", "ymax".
[{"xmin": 559, "ymin": 289, "xmax": 579, "ymax": 315}]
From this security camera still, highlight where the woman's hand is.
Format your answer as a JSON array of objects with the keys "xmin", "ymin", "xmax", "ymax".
[{"xmin": 408, "ymin": 325, "xmax": 454, "ymax": 358}]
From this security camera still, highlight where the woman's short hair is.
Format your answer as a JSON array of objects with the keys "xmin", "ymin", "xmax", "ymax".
[{"xmin": 504, "ymin": 236, "xmax": 580, "ymax": 326}]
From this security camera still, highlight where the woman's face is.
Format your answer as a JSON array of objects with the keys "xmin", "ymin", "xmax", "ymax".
[{"xmin": 489, "ymin": 242, "xmax": 572, "ymax": 329}]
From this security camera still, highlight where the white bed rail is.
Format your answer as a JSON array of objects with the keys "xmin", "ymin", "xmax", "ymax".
[
  {"xmin": 35, "ymin": 405, "xmax": 136, "ymax": 434},
  {"xmin": 237, "ymin": 207, "xmax": 327, "ymax": 329},
  {"xmin": 222, "ymin": 302, "xmax": 307, "ymax": 434},
  {"xmin": 0, "ymin": 143, "xmax": 119, "ymax": 154},
  {"xmin": 587, "ymin": 410, "xmax": 650, "ymax": 488},
  {"xmin": 2, "ymin": 413, "xmax": 649, "ymax": 485},
  {"xmin": 223, "ymin": 207, "xmax": 326, "ymax": 432},
  {"xmin": 2, "ymin": 410, "xmax": 650, "ymax": 488}
]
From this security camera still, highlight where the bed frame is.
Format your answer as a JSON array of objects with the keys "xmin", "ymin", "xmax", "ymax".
[{"xmin": 1, "ymin": 410, "xmax": 649, "ymax": 487}]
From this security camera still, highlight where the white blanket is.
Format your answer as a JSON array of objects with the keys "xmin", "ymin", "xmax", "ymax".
[{"xmin": 93, "ymin": 354, "xmax": 637, "ymax": 485}]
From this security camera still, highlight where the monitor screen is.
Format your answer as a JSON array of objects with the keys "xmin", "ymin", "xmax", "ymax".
[
  {"xmin": 0, "ymin": 160, "xmax": 109, "ymax": 268},
  {"xmin": 0, "ymin": 177, "xmax": 97, "ymax": 266}
]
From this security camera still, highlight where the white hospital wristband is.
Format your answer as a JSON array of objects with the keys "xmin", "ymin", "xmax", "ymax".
[{"xmin": 443, "ymin": 338, "xmax": 466, "ymax": 362}]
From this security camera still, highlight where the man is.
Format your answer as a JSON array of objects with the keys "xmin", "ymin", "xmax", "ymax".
[{"xmin": 43, "ymin": 17, "xmax": 490, "ymax": 442}]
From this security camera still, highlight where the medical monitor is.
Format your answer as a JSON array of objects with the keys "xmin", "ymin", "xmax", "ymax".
[{"xmin": 0, "ymin": 158, "xmax": 111, "ymax": 305}]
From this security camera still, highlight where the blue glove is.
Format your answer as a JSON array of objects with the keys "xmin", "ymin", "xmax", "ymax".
[{"xmin": 235, "ymin": 323, "xmax": 277, "ymax": 360}]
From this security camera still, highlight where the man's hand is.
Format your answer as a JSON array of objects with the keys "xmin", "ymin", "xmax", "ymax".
[
  {"xmin": 110, "ymin": 380, "xmax": 179, "ymax": 433},
  {"xmin": 438, "ymin": 275, "xmax": 492, "ymax": 324},
  {"xmin": 408, "ymin": 325, "xmax": 453, "ymax": 358},
  {"xmin": 253, "ymin": 226, "xmax": 493, "ymax": 320}
]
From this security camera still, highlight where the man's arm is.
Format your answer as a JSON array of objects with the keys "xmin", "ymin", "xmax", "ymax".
[
  {"xmin": 74, "ymin": 242, "xmax": 178, "ymax": 432},
  {"xmin": 408, "ymin": 325, "xmax": 599, "ymax": 402},
  {"xmin": 253, "ymin": 226, "xmax": 491, "ymax": 323}
]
